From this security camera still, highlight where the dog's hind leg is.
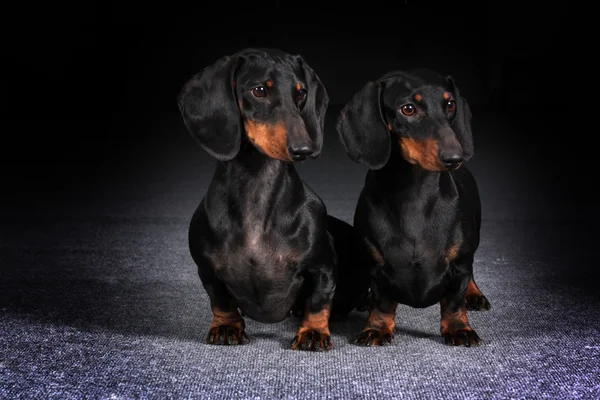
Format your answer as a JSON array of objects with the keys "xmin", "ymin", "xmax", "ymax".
[{"xmin": 465, "ymin": 278, "xmax": 491, "ymax": 311}]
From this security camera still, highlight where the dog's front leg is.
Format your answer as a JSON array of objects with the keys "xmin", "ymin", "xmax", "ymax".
[
  {"xmin": 440, "ymin": 256, "xmax": 482, "ymax": 346},
  {"xmin": 290, "ymin": 267, "xmax": 335, "ymax": 351},
  {"xmin": 198, "ymin": 264, "xmax": 248, "ymax": 346},
  {"xmin": 356, "ymin": 284, "xmax": 398, "ymax": 346}
]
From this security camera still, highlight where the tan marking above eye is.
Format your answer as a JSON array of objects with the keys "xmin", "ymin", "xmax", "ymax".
[
  {"xmin": 443, "ymin": 92, "xmax": 451, "ymax": 100},
  {"xmin": 414, "ymin": 93, "xmax": 422, "ymax": 102},
  {"xmin": 296, "ymin": 82, "xmax": 302, "ymax": 91},
  {"xmin": 244, "ymin": 120, "xmax": 291, "ymax": 161},
  {"xmin": 266, "ymin": 80, "xmax": 274, "ymax": 88}
]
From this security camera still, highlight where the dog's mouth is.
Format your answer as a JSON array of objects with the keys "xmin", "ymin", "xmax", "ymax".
[
  {"xmin": 446, "ymin": 161, "xmax": 463, "ymax": 171},
  {"xmin": 291, "ymin": 154, "xmax": 308, "ymax": 162},
  {"xmin": 290, "ymin": 153, "xmax": 319, "ymax": 162}
]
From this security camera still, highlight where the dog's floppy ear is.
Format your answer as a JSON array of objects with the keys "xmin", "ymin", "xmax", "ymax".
[
  {"xmin": 336, "ymin": 81, "xmax": 390, "ymax": 170},
  {"xmin": 446, "ymin": 76, "xmax": 474, "ymax": 161},
  {"xmin": 177, "ymin": 55, "xmax": 242, "ymax": 161},
  {"xmin": 298, "ymin": 56, "xmax": 329, "ymax": 158}
]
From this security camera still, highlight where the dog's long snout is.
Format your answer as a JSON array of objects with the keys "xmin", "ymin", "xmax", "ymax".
[
  {"xmin": 438, "ymin": 126, "xmax": 464, "ymax": 170},
  {"xmin": 287, "ymin": 117, "xmax": 316, "ymax": 161}
]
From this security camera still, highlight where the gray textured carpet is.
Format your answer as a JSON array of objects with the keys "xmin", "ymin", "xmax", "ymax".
[{"xmin": 1, "ymin": 109, "xmax": 598, "ymax": 399}]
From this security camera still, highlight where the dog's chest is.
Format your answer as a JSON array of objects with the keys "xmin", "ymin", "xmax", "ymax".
[
  {"xmin": 403, "ymin": 195, "xmax": 455, "ymax": 236},
  {"xmin": 243, "ymin": 223, "xmax": 299, "ymax": 266},
  {"xmin": 213, "ymin": 221, "xmax": 305, "ymax": 321},
  {"xmin": 386, "ymin": 195, "xmax": 462, "ymax": 268},
  {"xmin": 211, "ymin": 217, "xmax": 303, "ymax": 278}
]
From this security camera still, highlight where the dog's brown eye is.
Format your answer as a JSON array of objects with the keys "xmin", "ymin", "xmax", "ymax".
[
  {"xmin": 296, "ymin": 88, "xmax": 308, "ymax": 102},
  {"xmin": 252, "ymin": 86, "xmax": 267, "ymax": 98},
  {"xmin": 400, "ymin": 104, "xmax": 415, "ymax": 116},
  {"xmin": 446, "ymin": 100, "xmax": 456, "ymax": 113}
]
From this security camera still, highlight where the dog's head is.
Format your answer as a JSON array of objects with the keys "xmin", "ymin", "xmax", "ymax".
[
  {"xmin": 177, "ymin": 48, "xmax": 329, "ymax": 162},
  {"xmin": 336, "ymin": 68, "xmax": 473, "ymax": 171}
]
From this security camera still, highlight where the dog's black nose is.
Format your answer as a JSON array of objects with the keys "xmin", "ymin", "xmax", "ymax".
[
  {"xmin": 440, "ymin": 153, "xmax": 463, "ymax": 169},
  {"xmin": 289, "ymin": 144, "xmax": 314, "ymax": 160}
]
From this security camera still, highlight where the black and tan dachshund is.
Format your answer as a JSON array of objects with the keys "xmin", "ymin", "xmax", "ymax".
[
  {"xmin": 177, "ymin": 48, "xmax": 362, "ymax": 351},
  {"xmin": 336, "ymin": 68, "xmax": 491, "ymax": 347}
]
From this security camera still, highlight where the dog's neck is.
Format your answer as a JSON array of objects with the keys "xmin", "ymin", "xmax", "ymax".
[
  {"xmin": 374, "ymin": 153, "xmax": 457, "ymax": 199},
  {"xmin": 209, "ymin": 143, "xmax": 303, "ymax": 216}
]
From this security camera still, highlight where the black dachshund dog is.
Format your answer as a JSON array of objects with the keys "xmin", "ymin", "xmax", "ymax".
[
  {"xmin": 337, "ymin": 68, "xmax": 491, "ymax": 347},
  {"xmin": 177, "ymin": 48, "xmax": 362, "ymax": 351}
]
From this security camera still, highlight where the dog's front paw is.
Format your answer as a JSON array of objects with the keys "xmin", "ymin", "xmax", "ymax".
[
  {"xmin": 442, "ymin": 329, "xmax": 481, "ymax": 347},
  {"xmin": 356, "ymin": 328, "xmax": 394, "ymax": 346},
  {"xmin": 291, "ymin": 330, "xmax": 332, "ymax": 352},
  {"xmin": 466, "ymin": 293, "xmax": 491, "ymax": 311},
  {"xmin": 206, "ymin": 325, "xmax": 249, "ymax": 345}
]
